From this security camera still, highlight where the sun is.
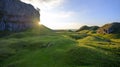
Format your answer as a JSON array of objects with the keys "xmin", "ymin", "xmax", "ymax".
[{"xmin": 38, "ymin": 22, "xmax": 42, "ymax": 25}]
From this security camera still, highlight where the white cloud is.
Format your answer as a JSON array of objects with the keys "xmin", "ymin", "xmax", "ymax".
[
  {"xmin": 21, "ymin": 0, "xmax": 64, "ymax": 9},
  {"xmin": 43, "ymin": 22, "xmax": 83, "ymax": 29},
  {"xmin": 20, "ymin": 0, "xmax": 80, "ymax": 29},
  {"xmin": 41, "ymin": 11, "xmax": 74, "ymax": 18},
  {"xmin": 21, "ymin": 0, "xmax": 73, "ymax": 23},
  {"xmin": 40, "ymin": 11, "xmax": 74, "ymax": 25}
]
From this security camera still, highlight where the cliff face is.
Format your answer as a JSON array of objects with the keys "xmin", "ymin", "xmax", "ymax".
[
  {"xmin": 97, "ymin": 22, "xmax": 120, "ymax": 34},
  {"xmin": 0, "ymin": 0, "xmax": 40, "ymax": 32}
]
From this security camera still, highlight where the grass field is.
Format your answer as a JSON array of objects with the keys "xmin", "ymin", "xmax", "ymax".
[{"xmin": 0, "ymin": 26, "xmax": 120, "ymax": 67}]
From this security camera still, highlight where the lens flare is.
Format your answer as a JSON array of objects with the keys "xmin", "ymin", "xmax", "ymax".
[{"xmin": 38, "ymin": 22, "xmax": 42, "ymax": 25}]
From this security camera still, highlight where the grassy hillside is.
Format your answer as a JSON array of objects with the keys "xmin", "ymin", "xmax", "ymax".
[
  {"xmin": 76, "ymin": 25, "xmax": 99, "ymax": 32},
  {"xmin": 0, "ymin": 26, "xmax": 120, "ymax": 67}
]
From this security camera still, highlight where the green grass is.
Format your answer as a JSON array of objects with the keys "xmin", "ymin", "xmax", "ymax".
[
  {"xmin": 0, "ymin": 31, "xmax": 77, "ymax": 67},
  {"xmin": 0, "ymin": 28, "xmax": 120, "ymax": 67},
  {"xmin": 68, "ymin": 33, "xmax": 88, "ymax": 40},
  {"xmin": 65, "ymin": 46, "xmax": 120, "ymax": 67}
]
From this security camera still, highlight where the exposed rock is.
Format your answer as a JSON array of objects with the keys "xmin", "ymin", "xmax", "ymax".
[
  {"xmin": 97, "ymin": 22, "xmax": 120, "ymax": 34},
  {"xmin": 0, "ymin": 0, "xmax": 40, "ymax": 32}
]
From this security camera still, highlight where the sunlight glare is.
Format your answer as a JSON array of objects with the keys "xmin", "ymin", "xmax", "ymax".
[{"xmin": 38, "ymin": 22, "xmax": 42, "ymax": 25}]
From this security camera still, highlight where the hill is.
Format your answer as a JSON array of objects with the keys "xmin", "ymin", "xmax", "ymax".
[
  {"xmin": 0, "ymin": 30, "xmax": 120, "ymax": 67},
  {"xmin": 76, "ymin": 25, "xmax": 99, "ymax": 32},
  {"xmin": 97, "ymin": 22, "xmax": 120, "ymax": 34},
  {"xmin": 0, "ymin": 24, "xmax": 53, "ymax": 38}
]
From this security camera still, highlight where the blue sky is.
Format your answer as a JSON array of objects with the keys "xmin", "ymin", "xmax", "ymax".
[
  {"xmin": 59, "ymin": 0, "xmax": 120, "ymax": 25},
  {"xmin": 22, "ymin": 0, "xmax": 120, "ymax": 29}
]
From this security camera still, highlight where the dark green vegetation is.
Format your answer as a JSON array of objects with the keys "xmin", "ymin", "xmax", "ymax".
[
  {"xmin": 0, "ymin": 25, "xmax": 120, "ymax": 67},
  {"xmin": 76, "ymin": 25, "xmax": 99, "ymax": 32}
]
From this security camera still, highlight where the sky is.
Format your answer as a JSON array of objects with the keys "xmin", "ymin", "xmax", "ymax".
[{"xmin": 21, "ymin": 0, "xmax": 120, "ymax": 29}]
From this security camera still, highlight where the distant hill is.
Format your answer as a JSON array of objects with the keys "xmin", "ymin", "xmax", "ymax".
[
  {"xmin": 76, "ymin": 25, "xmax": 99, "ymax": 32},
  {"xmin": 97, "ymin": 22, "xmax": 120, "ymax": 34}
]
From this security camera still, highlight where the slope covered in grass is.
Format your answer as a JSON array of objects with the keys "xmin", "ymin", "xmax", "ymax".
[
  {"xmin": 0, "ymin": 26, "xmax": 78, "ymax": 67},
  {"xmin": 62, "ymin": 31, "xmax": 120, "ymax": 67},
  {"xmin": 1, "ymin": 35, "xmax": 76, "ymax": 67},
  {"xmin": 65, "ymin": 46, "xmax": 120, "ymax": 67},
  {"xmin": 2, "ymin": 25, "xmax": 53, "ymax": 38},
  {"xmin": 0, "ymin": 28, "xmax": 120, "ymax": 67}
]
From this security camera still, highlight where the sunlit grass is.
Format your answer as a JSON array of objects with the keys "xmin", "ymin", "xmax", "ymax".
[{"xmin": 0, "ymin": 29, "xmax": 120, "ymax": 67}]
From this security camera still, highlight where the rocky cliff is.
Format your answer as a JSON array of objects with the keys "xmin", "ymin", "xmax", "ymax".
[
  {"xmin": 97, "ymin": 22, "xmax": 120, "ymax": 34},
  {"xmin": 0, "ymin": 0, "xmax": 40, "ymax": 32}
]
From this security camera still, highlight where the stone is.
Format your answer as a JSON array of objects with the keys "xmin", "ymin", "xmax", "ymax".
[{"xmin": 0, "ymin": 0, "xmax": 40, "ymax": 32}]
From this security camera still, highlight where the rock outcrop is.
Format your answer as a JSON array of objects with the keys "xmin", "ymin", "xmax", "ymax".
[
  {"xmin": 0, "ymin": 0, "xmax": 40, "ymax": 32},
  {"xmin": 97, "ymin": 22, "xmax": 120, "ymax": 34}
]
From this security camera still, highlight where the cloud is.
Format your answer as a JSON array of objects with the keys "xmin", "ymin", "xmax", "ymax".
[
  {"xmin": 21, "ymin": 0, "xmax": 73, "ymax": 24},
  {"xmin": 20, "ymin": 0, "xmax": 64, "ymax": 9},
  {"xmin": 20, "ymin": 0, "xmax": 80, "ymax": 29},
  {"xmin": 43, "ymin": 22, "xmax": 83, "ymax": 29},
  {"xmin": 41, "ymin": 11, "xmax": 74, "ymax": 24},
  {"xmin": 42, "ymin": 11, "xmax": 74, "ymax": 18}
]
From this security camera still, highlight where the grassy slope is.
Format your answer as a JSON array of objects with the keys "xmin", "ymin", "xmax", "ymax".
[
  {"xmin": 65, "ymin": 32, "xmax": 120, "ymax": 67},
  {"xmin": 0, "ymin": 25, "xmax": 77, "ymax": 67},
  {"xmin": 1, "ymin": 35, "xmax": 76, "ymax": 67},
  {"xmin": 0, "ymin": 27, "xmax": 120, "ymax": 67}
]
